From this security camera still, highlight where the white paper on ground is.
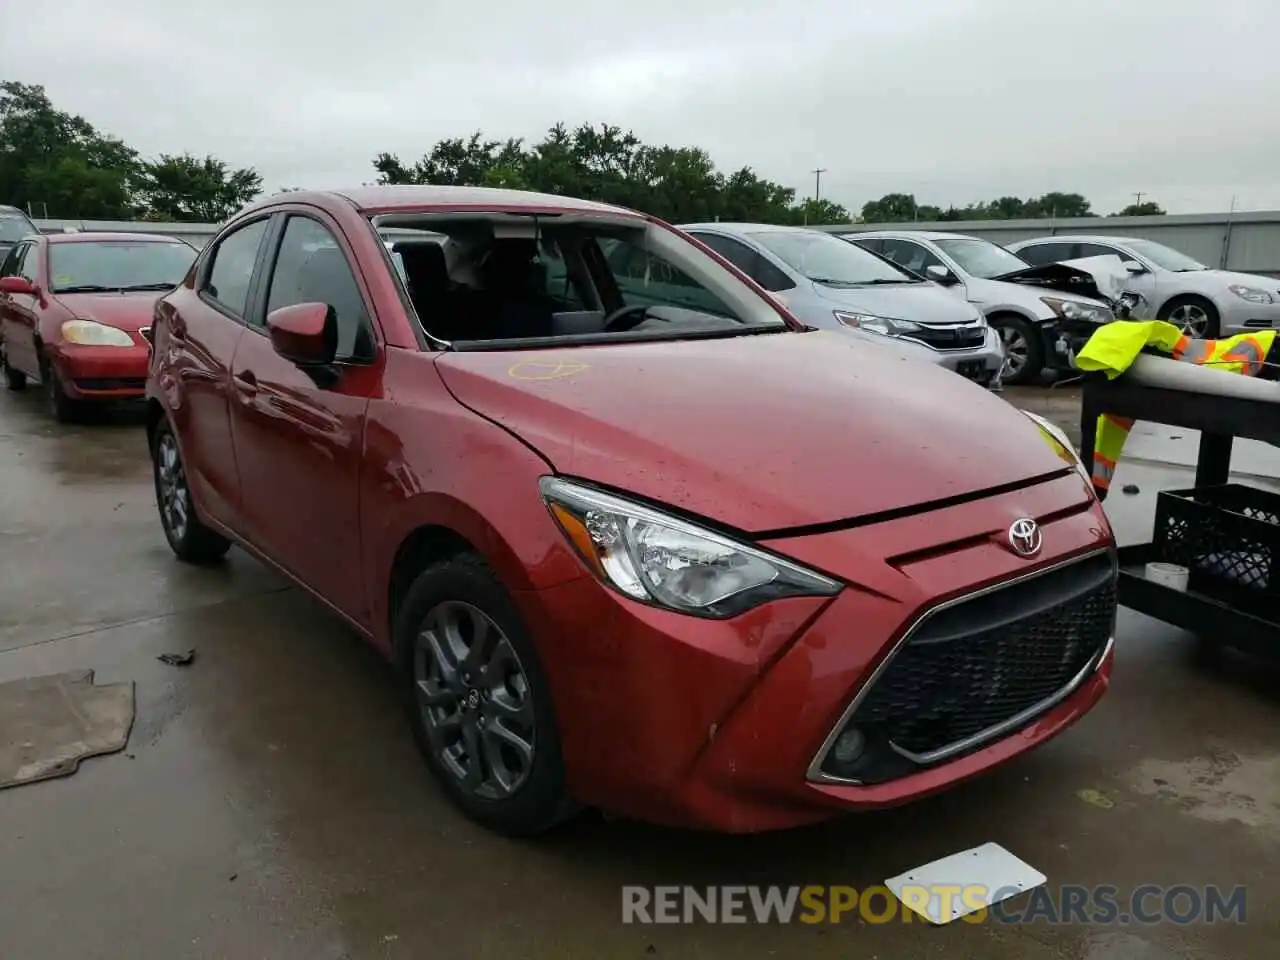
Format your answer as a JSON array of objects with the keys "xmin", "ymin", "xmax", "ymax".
[{"xmin": 884, "ymin": 841, "xmax": 1046, "ymax": 925}]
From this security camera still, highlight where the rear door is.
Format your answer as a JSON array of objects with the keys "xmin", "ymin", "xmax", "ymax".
[
  {"xmin": 163, "ymin": 215, "xmax": 272, "ymax": 529},
  {"xmin": 227, "ymin": 210, "xmax": 379, "ymax": 624}
]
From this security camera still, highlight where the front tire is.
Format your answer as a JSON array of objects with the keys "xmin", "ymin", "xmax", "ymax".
[
  {"xmin": 39, "ymin": 352, "xmax": 81, "ymax": 422},
  {"xmin": 395, "ymin": 553, "xmax": 574, "ymax": 837},
  {"xmin": 1158, "ymin": 295, "xmax": 1220, "ymax": 339},
  {"xmin": 992, "ymin": 315, "xmax": 1044, "ymax": 385},
  {"xmin": 152, "ymin": 419, "xmax": 231, "ymax": 564}
]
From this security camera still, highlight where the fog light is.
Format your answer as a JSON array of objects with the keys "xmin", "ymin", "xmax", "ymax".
[{"xmin": 832, "ymin": 728, "xmax": 866, "ymax": 765}]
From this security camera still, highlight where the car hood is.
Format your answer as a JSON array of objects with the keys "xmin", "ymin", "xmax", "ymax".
[
  {"xmin": 989, "ymin": 261, "xmax": 1112, "ymax": 302},
  {"xmin": 51, "ymin": 291, "xmax": 162, "ymax": 332},
  {"xmin": 1204, "ymin": 269, "xmax": 1280, "ymax": 292},
  {"xmin": 434, "ymin": 331, "xmax": 1075, "ymax": 533},
  {"xmin": 806, "ymin": 279, "xmax": 982, "ymax": 324}
]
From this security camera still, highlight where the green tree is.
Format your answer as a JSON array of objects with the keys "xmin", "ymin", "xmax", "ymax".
[
  {"xmin": 0, "ymin": 80, "xmax": 139, "ymax": 218},
  {"xmin": 1115, "ymin": 201, "xmax": 1165, "ymax": 216},
  {"xmin": 134, "ymin": 153, "xmax": 263, "ymax": 222},
  {"xmin": 375, "ymin": 122, "xmax": 836, "ymax": 225},
  {"xmin": 860, "ymin": 193, "xmax": 921, "ymax": 223}
]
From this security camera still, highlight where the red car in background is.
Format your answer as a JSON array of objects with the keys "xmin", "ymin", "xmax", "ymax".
[
  {"xmin": 0, "ymin": 232, "xmax": 196, "ymax": 421},
  {"xmin": 145, "ymin": 186, "xmax": 1118, "ymax": 836}
]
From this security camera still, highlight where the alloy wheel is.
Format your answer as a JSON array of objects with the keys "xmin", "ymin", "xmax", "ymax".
[
  {"xmin": 413, "ymin": 600, "xmax": 536, "ymax": 800},
  {"xmin": 1167, "ymin": 302, "xmax": 1210, "ymax": 337},
  {"xmin": 998, "ymin": 325, "xmax": 1029, "ymax": 378},
  {"xmin": 156, "ymin": 432, "xmax": 190, "ymax": 542}
]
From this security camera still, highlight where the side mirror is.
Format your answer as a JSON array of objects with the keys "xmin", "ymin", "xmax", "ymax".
[
  {"xmin": 926, "ymin": 264, "xmax": 958, "ymax": 285},
  {"xmin": 1122, "ymin": 260, "xmax": 1147, "ymax": 275},
  {"xmin": 0, "ymin": 276, "xmax": 36, "ymax": 295},
  {"xmin": 265, "ymin": 302, "xmax": 337, "ymax": 367}
]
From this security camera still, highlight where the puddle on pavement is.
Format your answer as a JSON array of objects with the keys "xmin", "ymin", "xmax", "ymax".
[
  {"xmin": 1082, "ymin": 931, "xmax": 1189, "ymax": 959},
  {"xmin": 1128, "ymin": 747, "xmax": 1280, "ymax": 837}
]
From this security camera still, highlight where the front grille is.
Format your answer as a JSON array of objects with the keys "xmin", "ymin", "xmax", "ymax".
[
  {"xmin": 815, "ymin": 552, "xmax": 1116, "ymax": 784},
  {"xmin": 907, "ymin": 325, "xmax": 987, "ymax": 351}
]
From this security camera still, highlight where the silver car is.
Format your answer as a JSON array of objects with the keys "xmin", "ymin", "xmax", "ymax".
[
  {"xmin": 1006, "ymin": 234, "xmax": 1280, "ymax": 339},
  {"xmin": 680, "ymin": 223, "xmax": 1004, "ymax": 387},
  {"xmin": 842, "ymin": 230, "xmax": 1115, "ymax": 385}
]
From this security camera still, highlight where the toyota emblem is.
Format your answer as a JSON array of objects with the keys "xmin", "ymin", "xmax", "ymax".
[{"xmin": 1007, "ymin": 517, "xmax": 1042, "ymax": 557}]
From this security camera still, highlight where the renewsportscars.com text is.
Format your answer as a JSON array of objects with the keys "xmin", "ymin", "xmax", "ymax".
[{"xmin": 621, "ymin": 884, "xmax": 1247, "ymax": 925}]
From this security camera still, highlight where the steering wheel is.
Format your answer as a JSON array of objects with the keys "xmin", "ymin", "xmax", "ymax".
[{"xmin": 600, "ymin": 304, "xmax": 650, "ymax": 333}]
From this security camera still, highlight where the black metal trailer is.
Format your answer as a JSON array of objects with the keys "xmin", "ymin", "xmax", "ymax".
[{"xmin": 1079, "ymin": 374, "xmax": 1280, "ymax": 660}]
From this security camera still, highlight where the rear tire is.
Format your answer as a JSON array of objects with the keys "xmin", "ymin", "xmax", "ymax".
[
  {"xmin": 992, "ymin": 315, "xmax": 1044, "ymax": 385},
  {"xmin": 152, "ymin": 418, "xmax": 232, "ymax": 564},
  {"xmin": 1, "ymin": 341, "xmax": 25, "ymax": 391},
  {"xmin": 395, "ymin": 552, "xmax": 576, "ymax": 837}
]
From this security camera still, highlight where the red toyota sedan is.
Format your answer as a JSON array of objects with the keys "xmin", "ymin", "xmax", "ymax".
[
  {"xmin": 145, "ymin": 186, "xmax": 1117, "ymax": 836},
  {"xmin": 0, "ymin": 232, "xmax": 196, "ymax": 420}
]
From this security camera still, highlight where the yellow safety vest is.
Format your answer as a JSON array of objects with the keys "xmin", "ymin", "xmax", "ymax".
[{"xmin": 1075, "ymin": 320, "xmax": 1275, "ymax": 495}]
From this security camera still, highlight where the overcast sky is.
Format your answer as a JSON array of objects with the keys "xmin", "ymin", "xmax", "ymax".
[{"xmin": 4, "ymin": 0, "xmax": 1280, "ymax": 216}]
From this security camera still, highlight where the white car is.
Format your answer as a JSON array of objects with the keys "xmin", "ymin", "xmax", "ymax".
[
  {"xmin": 1006, "ymin": 235, "xmax": 1280, "ymax": 339},
  {"xmin": 842, "ymin": 230, "xmax": 1114, "ymax": 384}
]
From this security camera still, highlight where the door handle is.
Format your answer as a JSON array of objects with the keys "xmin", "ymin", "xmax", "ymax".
[{"xmin": 233, "ymin": 369, "xmax": 258, "ymax": 395}]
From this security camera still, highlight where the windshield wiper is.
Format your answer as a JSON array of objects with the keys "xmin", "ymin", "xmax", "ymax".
[
  {"xmin": 117, "ymin": 283, "xmax": 178, "ymax": 292},
  {"xmin": 53, "ymin": 284, "xmax": 117, "ymax": 293}
]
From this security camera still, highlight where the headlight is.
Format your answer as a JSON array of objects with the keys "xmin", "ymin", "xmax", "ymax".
[
  {"xmin": 540, "ymin": 477, "xmax": 841, "ymax": 618},
  {"xmin": 1020, "ymin": 410, "xmax": 1090, "ymax": 484},
  {"xmin": 61, "ymin": 319, "xmax": 135, "ymax": 347},
  {"xmin": 1039, "ymin": 298, "xmax": 1114, "ymax": 324},
  {"xmin": 833, "ymin": 311, "xmax": 922, "ymax": 338},
  {"xmin": 1228, "ymin": 284, "xmax": 1274, "ymax": 304}
]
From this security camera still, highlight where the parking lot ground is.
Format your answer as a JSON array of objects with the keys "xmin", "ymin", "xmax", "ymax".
[{"xmin": 1, "ymin": 388, "xmax": 1277, "ymax": 960}]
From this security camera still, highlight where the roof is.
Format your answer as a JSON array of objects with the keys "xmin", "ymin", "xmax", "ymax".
[
  {"xmin": 680, "ymin": 222, "xmax": 821, "ymax": 235},
  {"xmin": 44, "ymin": 231, "xmax": 188, "ymax": 245},
  {"xmin": 1013, "ymin": 234, "xmax": 1143, "ymax": 244},
  {"xmin": 255, "ymin": 185, "xmax": 643, "ymax": 218},
  {"xmin": 844, "ymin": 229, "xmax": 982, "ymax": 241}
]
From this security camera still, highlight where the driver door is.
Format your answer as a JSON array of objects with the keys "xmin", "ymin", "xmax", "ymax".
[
  {"xmin": 227, "ymin": 212, "xmax": 379, "ymax": 625},
  {"xmin": 0, "ymin": 241, "xmax": 42, "ymax": 378}
]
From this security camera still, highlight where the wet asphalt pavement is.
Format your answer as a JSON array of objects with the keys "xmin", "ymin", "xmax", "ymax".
[{"xmin": 0, "ymin": 386, "xmax": 1277, "ymax": 960}]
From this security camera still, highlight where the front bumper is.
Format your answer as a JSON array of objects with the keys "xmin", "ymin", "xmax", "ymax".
[
  {"xmin": 49, "ymin": 343, "xmax": 149, "ymax": 399},
  {"xmin": 909, "ymin": 325, "xmax": 1004, "ymax": 384},
  {"xmin": 1221, "ymin": 297, "xmax": 1280, "ymax": 335},
  {"xmin": 519, "ymin": 471, "xmax": 1115, "ymax": 832}
]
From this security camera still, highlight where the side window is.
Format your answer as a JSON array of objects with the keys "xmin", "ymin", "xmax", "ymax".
[
  {"xmin": 1075, "ymin": 242, "xmax": 1124, "ymax": 261},
  {"xmin": 204, "ymin": 219, "xmax": 269, "ymax": 317},
  {"xmin": 0, "ymin": 242, "xmax": 26, "ymax": 278},
  {"xmin": 265, "ymin": 216, "xmax": 375, "ymax": 362},
  {"xmin": 1017, "ymin": 242, "xmax": 1076, "ymax": 265},
  {"xmin": 692, "ymin": 232, "xmax": 759, "ymax": 274},
  {"xmin": 690, "ymin": 233, "xmax": 796, "ymax": 294},
  {"xmin": 850, "ymin": 237, "xmax": 884, "ymax": 253},
  {"xmin": 600, "ymin": 237, "xmax": 736, "ymax": 317},
  {"xmin": 880, "ymin": 239, "xmax": 943, "ymax": 274},
  {"xmin": 18, "ymin": 243, "xmax": 39, "ymax": 283}
]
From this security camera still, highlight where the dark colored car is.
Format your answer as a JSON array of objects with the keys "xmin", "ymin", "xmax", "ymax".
[
  {"xmin": 145, "ymin": 186, "xmax": 1118, "ymax": 836},
  {"xmin": 0, "ymin": 232, "xmax": 196, "ymax": 420},
  {"xmin": 0, "ymin": 205, "xmax": 38, "ymax": 263}
]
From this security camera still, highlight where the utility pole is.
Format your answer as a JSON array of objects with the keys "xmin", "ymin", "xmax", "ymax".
[
  {"xmin": 1132, "ymin": 191, "xmax": 1144, "ymax": 208},
  {"xmin": 812, "ymin": 168, "xmax": 827, "ymax": 203}
]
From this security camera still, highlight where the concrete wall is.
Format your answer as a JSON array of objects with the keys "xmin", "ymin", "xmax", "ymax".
[
  {"xmin": 812, "ymin": 211, "xmax": 1280, "ymax": 278},
  {"xmin": 34, "ymin": 209, "xmax": 1280, "ymax": 276}
]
